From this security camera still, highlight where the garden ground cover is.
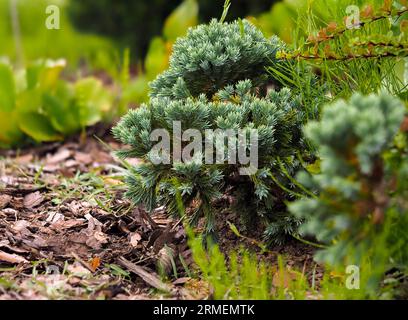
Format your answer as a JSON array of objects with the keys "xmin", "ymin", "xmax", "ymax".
[{"xmin": 0, "ymin": 127, "xmax": 322, "ymax": 300}]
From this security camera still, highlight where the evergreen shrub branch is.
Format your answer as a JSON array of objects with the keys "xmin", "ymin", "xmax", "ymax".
[
  {"xmin": 289, "ymin": 92, "xmax": 408, "ymax": 270},
  {"xmin": 114, "ymin": 80, "xmax": 306, "ymax": 241},
  {"xmin": 114, "ymin": 16, "xmax": 307, "ymax": 243},
  {"xmin": 150, "ymin": 19, "xmax": 286, "ymax": 99}
]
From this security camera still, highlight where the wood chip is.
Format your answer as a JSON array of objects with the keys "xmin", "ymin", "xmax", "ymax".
[
  {"xmin": 45, "ymin": 149, "xmax": 71, "ymax": 165},
  {"xmin": 11, "ymin": 220, "xmax": 31, "ymax": 236},
  {"xmin": 67, "ymin": 262, "xmax": 92, "ymax": 276},
  {"xmin": 129, "ymin": 232, "xmax": 142, "ymax": 248},
  {"xmin": 85, "ymin": 231, "xmax": 108, "ymax": 249},
  {"xmin": 15, "ymin": 154, "xmax": 34, "ymax": 164},
  {"xmin": 0, "ymin": 249, "xmax": 29, "ymax": 264},
  {"xmin": 173, "ymin": 277, "xmax": 191, "ymax": 285},
  {"xmin": 49, "ymin": 219, "xmax": 85, "ymax": 231},
  {"xmin": 46, "ymin": 212, "xmax": 64, "ymax": 224},
  {"xmin": 117, "ymin": 257, "xmax": 172, "ymax": 293},
  {"xmin": 64, "ymin": 159, "xmax": 78, "ymax": 168},
  {"xmin": 24, "ymin": 191, "xmax": 44, "ymax": 209},
  {"xmin": 0, "ymin": 194, "xmax": 12, "ymax": 209},
  {"xmin": 70, "ymin": 252, "xmax": 94, "ymax": 273},
  {"xmin": 1, "ymin": 186, "xmax": 45, "ymax": 196},
  {"xmin": 74, "ymin": 152, "xmax": 93, "ymax": 165},
  {"xmin": 2, "ymin": 208, "xmax": 18, "ymax": 215}
]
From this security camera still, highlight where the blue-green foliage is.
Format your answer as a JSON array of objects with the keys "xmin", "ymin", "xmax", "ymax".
[
  {"xmin": 116, "ymin": 17, "xmax": 306, "ymax": 243},
  {"xmin": 150, "ymin": 19, "xmax": 285, "ymax": 99},
  {"xmin": 114, "ymin": 80, "xmax": 304, "ymax": 239},
  {"xmin": 290, "ymin": 92, "xmax": 408, "ymax": 273}
]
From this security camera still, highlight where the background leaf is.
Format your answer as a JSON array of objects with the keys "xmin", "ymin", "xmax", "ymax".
[
  {"xmin": 74, "ymin": 77, "xmax": 112, "ymax": 127},
  {"xmin": 0, "ymin": 62, "xmax": 16, "ymax": 112},
  {"xmin": 0, "ymin": 111, "xmax": 23, "ymax": 146},
  {"xmin": 18, "ymin": 112, "xmax": 62, "ymax": 142},
  {"xmin": 163, "ymin": 0, "xmax": 198, "ymax": 42},
  {"xmin": 145, "ymin": 37, "xmax": 169, "ymax": 79}
]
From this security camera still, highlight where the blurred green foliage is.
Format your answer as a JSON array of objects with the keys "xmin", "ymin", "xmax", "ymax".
[
  {"xmin": 252, "ymin": 0, "xmax": 348, "ymax": 44},
  {"xmin": 0, "ymin": 0, "xmax": 116, "ymax": 68},
  {"xmin": 252, "ymin": 0, "xmax": 398, "ymax": 44},
  {"xmin": 68, "ymin": 0, "xmax": 187, "ymax": 59},
  {"xmin": 0, "ymin": 59, "xmax": 113, "ymax": 148},
  {"xmin": 273, "ymin": 0, "xmax": 407, "ymax": 96},
  {"xmin": 252, "ymin": 0, "xmax": 307, "ymax": 43},
  {"xmin": 289, "ymin": 92, "xmax": 408, "ymax": 293},
  {"xmin": 198, "ymin": 0, "xmax": 276, "ymax": 22},
  {"xmin": 120, "ymin": 0, "xmax": 199, "ymax": 106},
  {"xmin": 68, "ymin": 0, "xmax": 277, "ymax": 59},
  {"xmin": 164, "ymin": 0, "xmax": 199, "ymax": 42}
]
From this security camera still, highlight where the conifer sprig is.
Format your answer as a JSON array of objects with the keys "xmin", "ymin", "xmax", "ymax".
[{"xmin": 150, "ymin": 19, "xmax": 285, "ymax": 99}]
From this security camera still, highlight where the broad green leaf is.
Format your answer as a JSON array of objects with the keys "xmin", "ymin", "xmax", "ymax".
[
  {"xmin": 74, "ymin": 77, "xmax": 112, "ymax": 126},
  {"xmin": 42, "ymin": 88, "xmax": 80, "ymax": 135},
  {"xmin": 0, "ymin": 62, "xmax": 15, "ymax": 112},
  {"xmin": 18, "ymin": 112, "xmax": 62, "ymax": 142},
  {"xmin": 254, "ymin": 0, "xmax": 311, "ymax": 43},
  {"xmin": 0, "ymin": 111, "xmax": 23, "ymax": 146},
  {"xmin": 42, "ymin": 80, "xmax": 80, "ymax": 135},
  {"xmin": 145, "ymin": 37, "xmax": 169, "ymax": 79},
  {"xmin": 15, "ymin": 89, "xmax": 42, "ymax": 113},
  {"xmin": 39, "ymin": 59, "xmax": 66, "ymax": 90},
  {"xmin": 163, "ymin": 0, "xmax": 198, "ymax": 42},
  {"xmin": 0, "ymin": 58, "xmax": 113, "ymax": 148},
  {"xmin": 26, "ymin": 59, "xmax": 66, "ymax": 90},
  {"xmin": 26, "ymin": 63, "xmax": 44, "ymax": 90}
]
